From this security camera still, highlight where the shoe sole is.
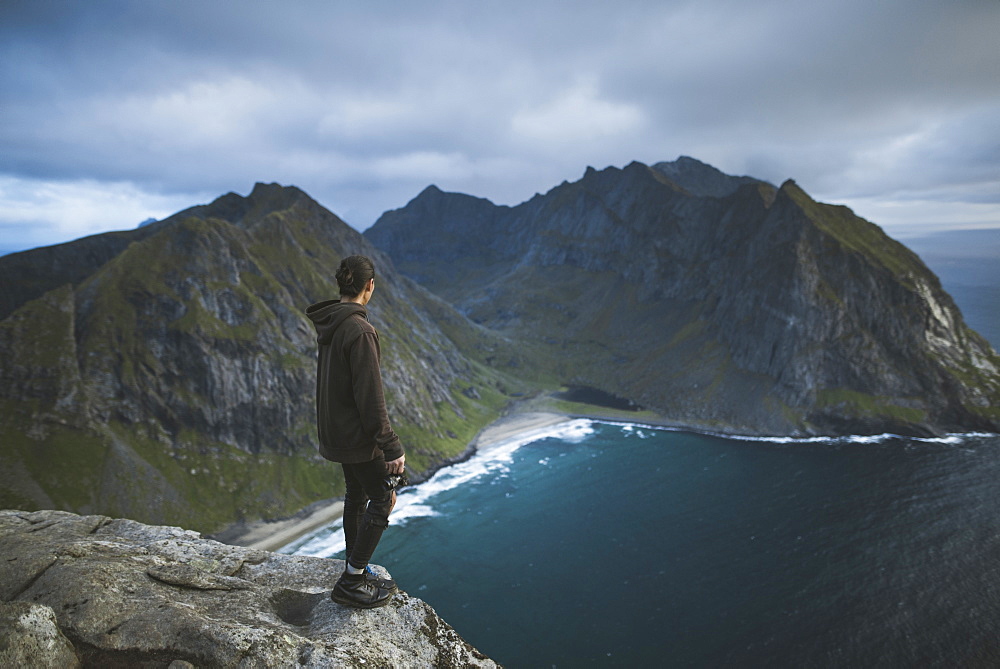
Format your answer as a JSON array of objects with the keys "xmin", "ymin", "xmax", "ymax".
[{"xmin": 331, "ymin": 590, "xmax": 394, "ymax": 609}]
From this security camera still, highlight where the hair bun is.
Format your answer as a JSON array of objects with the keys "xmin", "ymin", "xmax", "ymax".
[{"xmin": 336, "ymin": 255, "xmax": 375, "ymax": 298}]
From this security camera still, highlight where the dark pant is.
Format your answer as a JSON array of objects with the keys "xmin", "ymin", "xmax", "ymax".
[{"xmin": 342, "ymin": 455, "xmax": 395, "ymax": 570}]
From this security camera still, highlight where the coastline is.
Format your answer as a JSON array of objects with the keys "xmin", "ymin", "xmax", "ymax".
[
  {"xmin": 214, "ymin": 396, "xmax": 985, "ymax": 553},
  {"xmin": 221, "ymin": 500, "xmax": 347, "ymax": 553},
  {"xmin": 219, "ymin": 409, "xmax": 574, "ymax": 553}
]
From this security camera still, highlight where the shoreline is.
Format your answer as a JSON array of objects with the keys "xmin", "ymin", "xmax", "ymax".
[
  {"xmin": 219, "ymin": 409, "xmax": 574, "ymax": 553},
  {"xmin": 215, "ymin": 400, "xmax": 989, "ymax": 553}
]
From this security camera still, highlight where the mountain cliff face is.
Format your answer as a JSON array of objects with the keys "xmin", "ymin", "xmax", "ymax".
[
  {"xmin": 366, "ymin": 158, "xmax": 1000, "ymax": 437},
  {"xmin": 0, "ymin": 184, "xmax": 529, "ymax": 532}
]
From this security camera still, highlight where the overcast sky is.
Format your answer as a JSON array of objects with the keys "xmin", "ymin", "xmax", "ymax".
[{"xmin": 2, "ymin": 0, "xmax": 998, "ymax": 255}]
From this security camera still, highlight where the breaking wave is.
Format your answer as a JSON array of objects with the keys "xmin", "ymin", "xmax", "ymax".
[{"xmin": 282, "ymin": 418, "xmax": 594, "ymax": 557}]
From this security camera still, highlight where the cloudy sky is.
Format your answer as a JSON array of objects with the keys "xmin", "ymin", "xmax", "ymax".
[{"xmin": 2, "ymin": 0, "xmax": 998, "ymax": 255}]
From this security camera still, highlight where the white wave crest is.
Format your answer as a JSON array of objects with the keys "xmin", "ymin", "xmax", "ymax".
[
  {"xmin": 284, "ymin": 418, "xmax": 594, "ymax": 557},
  {"xmin": 598, "ymin": 419, "xmax": 994, "ymax": 446}
]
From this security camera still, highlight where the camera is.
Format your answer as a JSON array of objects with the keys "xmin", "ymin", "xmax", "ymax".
[{"xmin": 383, "ymin": 473, "xmax": 409, "ymax": 491}]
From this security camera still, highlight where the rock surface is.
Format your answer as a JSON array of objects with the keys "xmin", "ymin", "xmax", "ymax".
[
  {"xmin": 0, "ymin": 600, "xmax": 80, "ymax": 667},
  {"xmin": 0, "ymin": 509, "xmax": 496, "ymax": 667}
]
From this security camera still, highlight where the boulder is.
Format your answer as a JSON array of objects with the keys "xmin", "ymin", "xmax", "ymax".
[
  {"xmin": 0, "ymin": 600, "xmax": 80, "ymax": 667},
  {"xmin": 0, "ymin": 509, "xmax": 496, "ymax": 667}
]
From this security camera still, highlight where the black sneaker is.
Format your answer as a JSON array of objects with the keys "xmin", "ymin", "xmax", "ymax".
[
  {"xmin": 365, "ymin": 565, "xmax": 398, "ymax": 592},
  {"xmin": 332, "ymin": 572, "xmax": 393, "ymax": 609}
]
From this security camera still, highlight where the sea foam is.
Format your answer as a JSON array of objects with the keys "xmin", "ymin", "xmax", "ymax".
[
  {"xmin": 283, "ymin": 417, "xmax": 990, "ymax": 557},
  {"xmin": 599, "ymin": 419, "xmax": 993, "ymax": 445},
  {"xmin": 282, "ymin": 418, "xmax": 594, "ymax": 557}
]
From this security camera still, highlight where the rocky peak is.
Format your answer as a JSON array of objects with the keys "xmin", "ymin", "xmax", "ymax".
[
  {"xmin": 0, "ymin": 184, "xmax": 327, "ymax": 323},
  {"xmin": 414, "ymin": 183, "xmax": 444, "ymax": 199},
  {"xmin": 366, "ymin": 185, "xmax": 510, "ymax": 294},
  {"xmin": 653, "ymin": 155, "xmax": 770, "ymax": 198},
  {"xmin": 169, "ymin": 182, "xmax": 320, "ymax": 231}
]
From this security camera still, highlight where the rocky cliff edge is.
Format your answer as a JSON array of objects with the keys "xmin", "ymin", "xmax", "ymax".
[{"xmin": 0, "ymin": 509, "xmax": 496, "ymax": 667}]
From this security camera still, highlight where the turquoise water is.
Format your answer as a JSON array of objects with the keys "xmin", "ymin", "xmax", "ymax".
[{"xmin": 287, "ymin": 423, "xmax": 1000, "ymax": 667}]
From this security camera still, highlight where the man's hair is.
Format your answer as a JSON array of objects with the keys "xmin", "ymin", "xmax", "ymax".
[{"xmin": 336, "ymin": 255, "xmax": 376, "ymax": 297}]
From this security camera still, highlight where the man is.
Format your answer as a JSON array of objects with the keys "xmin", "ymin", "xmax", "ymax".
[{"xmin": 305, "ymin": 255, "xmax": 406, "ymax": 609}]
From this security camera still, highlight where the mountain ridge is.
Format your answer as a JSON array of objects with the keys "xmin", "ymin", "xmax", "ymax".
[
  {"xmin": 366, "ymin": 158, "xmax": 1000, "ymax": 437},
  {"xmin": 0, "ymin": 184, "xmax": 533, "ymax": 532},
  {"xmin": 652, "ymin": 155, "xmax": 769, "ymax": 198},
  {"xmin": 3, "ymin": 159, "xmax": 998, "ymax": 534}
]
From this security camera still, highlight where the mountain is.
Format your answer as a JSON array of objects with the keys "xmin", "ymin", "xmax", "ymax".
[
  {"xmin": 5, "ymin": 163, "xmax": 998, "ymax": 533},
  {"xmin": 0, "ymin": 184, "xmax": 533, "ymax": 533},
  {"xmin": 365, "ymin": 158, "xmax": 1000, "ymax": 437},
  {"xmin": 651, "ymin": 155, "xmax": 766, "ymax": 197}
]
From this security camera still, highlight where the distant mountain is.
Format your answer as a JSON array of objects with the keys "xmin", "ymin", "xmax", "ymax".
[
  {"xmin": 651, "ymin": 155, "xmax": 767, "ymax": 197},
  {"xmin": 366, "ymin": 158, "xmax": 1000, "ymax": 437},
  {"xmin": 0, "ymin": 184, "xmax": 532, "ymax": 532}
]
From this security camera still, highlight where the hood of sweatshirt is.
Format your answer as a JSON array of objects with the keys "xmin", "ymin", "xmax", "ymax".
[{"xmin": 305, "ymin": 299, "xmax": 368, "ymax": 345}]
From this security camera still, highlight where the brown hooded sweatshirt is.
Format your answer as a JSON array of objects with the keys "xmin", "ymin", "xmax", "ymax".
[{"xmin": 304, "ymin": 299, "xmax": 403, "ymax": 464}]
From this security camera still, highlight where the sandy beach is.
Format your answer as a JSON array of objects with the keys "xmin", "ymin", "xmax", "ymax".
[
  {"xmin": 468, "ymin": 411, "xmax": 575, "ymax": 454},
  {"xmin": 224, "ymin": 410, "xmax": 573, "ymax": 553}
]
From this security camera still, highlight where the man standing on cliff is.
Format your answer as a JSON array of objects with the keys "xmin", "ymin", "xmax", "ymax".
[{"xmin": 305, "ymin": 254, "xmax": 406, "ymax": 609}]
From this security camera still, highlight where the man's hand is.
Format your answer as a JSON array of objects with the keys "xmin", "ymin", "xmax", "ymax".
[{"xmin": 386, "ymin": 454, "xmax": 406, "ymax": 475}]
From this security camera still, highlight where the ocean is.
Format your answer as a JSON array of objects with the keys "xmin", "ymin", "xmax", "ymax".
[
  {"xmin": 286, "ymin": 422, "xmax": 1000, "ymax": 667},
  {"xmin": 285, "ymin": 269, "xmax": 1000, "ymax": 667}
]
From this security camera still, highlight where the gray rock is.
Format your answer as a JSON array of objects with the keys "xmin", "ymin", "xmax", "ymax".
[
  {"xmin": 0, "ymin": 600, "xmax": 80, "ymax": 668},
  {"xmin": 0, "ymin": 509, "xmax": 497, "ymax": 667}
]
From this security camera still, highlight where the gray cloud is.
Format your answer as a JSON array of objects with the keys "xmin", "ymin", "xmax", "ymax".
[{"xmin": 1, "ymin": 0, "xmax": 998, "ymax": 254}]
